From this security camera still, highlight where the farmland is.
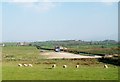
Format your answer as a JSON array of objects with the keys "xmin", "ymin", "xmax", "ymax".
[
  {"xmin": 3, "ymin": 61, "xmax": 118, "ymax": 80},
  {"xmin": 33, "ymin": 40, "xmax": 119, "ymax": 55},
  {"xmin": 2, "ymin": 44, "xmax": 119, "ymax": 80}
]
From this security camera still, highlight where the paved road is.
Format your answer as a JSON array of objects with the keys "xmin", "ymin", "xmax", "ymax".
[{"xmin": 40, "ymin": 51, "xmax": 102, "ymax": 59}]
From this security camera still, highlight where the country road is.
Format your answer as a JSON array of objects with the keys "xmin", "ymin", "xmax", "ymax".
[{"xmin": 40, "ymin": 51, "xmax": 102, "ymax": 59}]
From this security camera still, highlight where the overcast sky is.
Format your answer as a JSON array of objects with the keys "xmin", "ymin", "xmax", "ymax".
[{"xmin": 1, "ymin": 0, "xmax": 118, "ymax": 42}]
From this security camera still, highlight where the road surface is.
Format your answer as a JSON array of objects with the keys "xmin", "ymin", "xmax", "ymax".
[{"xmin": 40, "ymin": 51, "xmax": 102, "ymax": 59}]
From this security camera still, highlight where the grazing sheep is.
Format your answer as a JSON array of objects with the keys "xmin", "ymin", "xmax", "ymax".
[
  {"xmin": 104, "ymin": 64, "xmax": 108, "ymax": 68},
  {"xmin": 76, "ymin": 65, "xmax": 79, "ymax": 68},
  {"xmin": 52, "ymin": 64, "xmax": 56, "ymax": 68},
  {"xmin": 28, "ymin": 64, "xmax": 33, "ymax": 67},
  {"xmin": 63, "ymin": 65, "xmax": 67, "ymax": 68},
  {"xmin": 23, "ymin": 64, "xmax": 28, "ymax": 67},
  {"xmin": 18, "ymin": 64, "xmax": 22, "ymax": 67}
]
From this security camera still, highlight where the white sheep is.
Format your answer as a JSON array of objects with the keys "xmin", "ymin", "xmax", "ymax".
[
  {"xmin": 18, "ymin": 63, "xmax": 22, "ymax": 67},
  {"xmin": 63, "ymin": 65, "xmax": 67, "ymax": 68},
  {"xmin": 23, "ymin": 64, "xmax": 28, "ymax": 67},
  {"xmin": 52, "ymin": 64, "xmax": 56, "ymax": 68},
  {"xmin": 28, "ymin": 64, "xmax": 33, "ymax": 67},
  {"xmin": 76, "ymin": 65, "xmax": 79, "ymax": 68},
  {"xmin": 104, "ymin": 64, "xmax": 108, "ymax": 68}
]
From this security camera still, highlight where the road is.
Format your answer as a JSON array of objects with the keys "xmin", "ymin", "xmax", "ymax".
[{"xmin": 40, "ymin": 51, "xmax": 102, "ymax": 59}]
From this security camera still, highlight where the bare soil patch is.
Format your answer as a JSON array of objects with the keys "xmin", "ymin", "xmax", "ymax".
[{"xmin": 40, "ymin": 51, "xmax": 102, "ymax": 59}]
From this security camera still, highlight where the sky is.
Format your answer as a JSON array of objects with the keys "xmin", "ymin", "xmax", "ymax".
[{"xmin": 1, "ymin": 0, "xmax": 118, "ymax": 42}]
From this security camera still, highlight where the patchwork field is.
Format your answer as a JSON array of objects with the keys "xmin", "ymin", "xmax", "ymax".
[{"xmin": 2, "ymin": 46, "xmax": 119, "ymax": 80}]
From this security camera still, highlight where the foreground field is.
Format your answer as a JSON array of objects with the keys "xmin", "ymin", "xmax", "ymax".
[
  {"xmin": 2, "ymin": 61, "xmax": 118, "ymax": 80},
  {"xmin": 2, "ymin": 46, "xmax": 119, "ymax": 80}
]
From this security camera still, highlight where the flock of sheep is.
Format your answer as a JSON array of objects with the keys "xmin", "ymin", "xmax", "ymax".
[
  {"xmin": 18, "ymin": 63, "xmax": 108, "ymax": 68},
  {"xmin": 18, "ymin": 63, "xmax": 79, "ymax": 68},
  {"xmin": 18, "ymin": 63, "xmax": 33, "ymax": 67},
  {"xmin": 52, "ymin": 64, "xmax": 79, "ymax": 68},
  {"xmin": 52, "ymin": 64, "xmax": 108, "ymax": 68}
]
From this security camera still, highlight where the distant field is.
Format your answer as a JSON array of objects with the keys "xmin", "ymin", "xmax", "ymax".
[{"xmin": 2, "ymin": 46, "xmax": 119, "ymax": 80}]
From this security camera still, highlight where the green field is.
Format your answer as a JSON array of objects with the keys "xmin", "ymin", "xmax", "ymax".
[
  {"xmin": 2, "ymin": 61, "xmax": 118, "ymax": 80},
  {"xmin": 2, "ymin": 46, "xmax": 119, "ymax": 80}
]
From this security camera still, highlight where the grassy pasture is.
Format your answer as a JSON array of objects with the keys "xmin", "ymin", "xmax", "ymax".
[
  {"xmin": 2, "ymin": 46, "xmax": 41, "ymax": 61},
  {"xmin": 2, "ymin": 46, "xmax": 119, "ymax": 80},
  {"xmin": 2, "ymin": 61, "xmax": 118, "ymax": 80}
]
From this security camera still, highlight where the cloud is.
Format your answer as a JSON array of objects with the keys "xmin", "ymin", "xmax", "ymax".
[
  {"xmin": 3, "ymin": 0, "xmax": 118, "ymax": 13},
  {"xmin": 100, "ymin": 0, "xmax": 118, "ymax": 6},
  {"xmin": 3, "ymin": 0, "xmax": 56, "ymax": 13},
  {"xmin": 2, "ymin": 0, "xmax": 38, "ymax": 2},
  {"xmin": 100, "ymin": 0, "xmax": 119, "ymax": 2},
  {"xmin": 21, "ymin": 2, "xmax": 56, "ymax": 13}
]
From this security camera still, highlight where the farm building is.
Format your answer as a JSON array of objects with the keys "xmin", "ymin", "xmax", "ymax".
[
  {"xmin": 17, "ymin": 42, "xmax": 30, "ymax": 46},
  {"xmin": 0, "ymin": 43, "xmax": 5, "ymax": 47}
]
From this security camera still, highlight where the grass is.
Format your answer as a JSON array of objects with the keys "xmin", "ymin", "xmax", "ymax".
[
  {"xmin": 0, "ymin": 62, "xmax": 2, "ymax": 81},
  {"xmin": 2, "ymin": 46, "xmax": 41, "ymax": 61},
  {"xmin": 2, "ymin": 46, "xmax": 119, "ymax": 80},
  {"xmin": 2, "ymin": 61, "xmax": 118, "ymax": 80}
]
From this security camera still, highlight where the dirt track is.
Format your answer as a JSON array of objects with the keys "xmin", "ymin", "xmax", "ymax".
[{"xmin": 40, "ymin": 51, "xmax": 102, "ymax": 59}]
